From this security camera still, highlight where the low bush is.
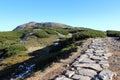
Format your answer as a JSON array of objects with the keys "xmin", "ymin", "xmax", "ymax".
[
  {"xmin": 73, "ymin": 30, "xmax": 106, "ymax": 40},
  {"xmin": 43, "ymin": 28, "xmax": 57, "ymax": 35},
  {"xmin": 60, "ymin": 44, "xmax": 77, "ymax": 54},
  {"xmin": 106, "ymin": 30, "xmax": 120, "ymax": 37},
  {"xmin": 52, "ymin": 28, "xmax": 69, "ymax": 35},
  {"xmin": 33, "ymin": 30, "xmax": 49, "ymax": 38},
  {"xmin": 0, "ymin": 44, "xmax": 27, "ymax": 58}
]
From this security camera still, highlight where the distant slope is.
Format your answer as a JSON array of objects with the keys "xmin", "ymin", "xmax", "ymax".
[{"xmin": 13, "ymin": 22, "xmax": 72, "ymax": 30}]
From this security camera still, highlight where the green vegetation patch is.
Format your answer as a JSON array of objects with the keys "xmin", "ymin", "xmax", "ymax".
[
  {"xmin": 73, "ymin": 30, "xmax": 106, "ymax": 40},
  {"xmin": 107, "ymin": 30, "xmax": 120, "ymax": 37},
  {"xmin": 33, "ymin": 27, "xmax": 69, "ymax": 35},
  {"xmin": 0, "ymin": 44, "xmax": 27, "ymax": 58},
  {"xmin": 52, "ymin": 28, "xmax": 69, "ymax": 35},
  {"xmin": 33, "ymin": 30, "xmax": 49, "ymax": 38}
]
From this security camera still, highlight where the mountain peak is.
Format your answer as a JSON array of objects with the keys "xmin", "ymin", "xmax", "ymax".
[{"xmin": 13, "ymin": 22, "xmax": 71, "ymax": 31}]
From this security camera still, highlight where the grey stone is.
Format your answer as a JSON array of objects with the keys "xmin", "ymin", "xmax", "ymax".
[
  {"xmin": 54, "ymin": 75, "xmax": 72, "ymax": 80},
  {"xmin": 73, "ymin": 63, "xmax": 102, "ymax": 71},
  {"xmin": 90, "ymin": 55, "xmax": 103, "ymax": 60},
  {"xmin": 70, "ymin": 68, "xmax": 75, "ymax": 71},
  {"xmin": 92, "ymin": 76, "xmax": 100, "ymax": 80},
  {"xmin": 98, "ymin": 60, "xmax": 109, "ymax": 69},
  {"xmin": 72, "ymin": 61, "xmax": 79, "ymax": 67},
  {"xmin": 94, "ymin": 50, "xmax": 105, "ymax": 53},
  {"xmin": 86, "ymin": 53, "xmax": 93, "ymax": 58},
  {"xmin": 65, "ymin": 70, "xmax": 75, "ymax": 78},
  {"xmin": 98, "ymin": 69, "xmax": 115, "ymax": 80},
  {"xmin": 77, "ymin": 69, "xmax": 97, "ymax": 77},
  {"xmin": 76, "ymin": 54, "xmax": 88, "ymax": 62},
  {"xmin": 72, "ymin": 74, "xmax": 91, "ymax": 80},
  {"xmin": 80, "ymin": 58, "xmax": 95, "ymax": 64},
  {"xmin": 85, "ymin": 49, "xmax": 94, "ymax": 53}
]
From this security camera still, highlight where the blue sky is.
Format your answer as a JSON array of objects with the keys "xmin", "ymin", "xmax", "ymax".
[{"xmin": 0, "ymin": 0, "xmax": 120, "ymax": 31}]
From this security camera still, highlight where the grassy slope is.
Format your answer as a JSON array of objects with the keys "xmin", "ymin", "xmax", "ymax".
[
  {"xmin": 0, "ymin": 27, "xmax": 107, "ymax": 78},
  {"xmin": 0, "ymin": 28, "xmax": 69, "ymax": 70}
]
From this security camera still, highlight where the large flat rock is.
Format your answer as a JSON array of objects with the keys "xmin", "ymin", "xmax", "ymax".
[
  {"xmin": 98, "ymin": 69, "xmax": 116, "ymax": 80},
  {"xmin": 55, "ymin": 75, "xmax": 72, "ymax": 80},
  {"xmin": 72, "ymin": 74, "xmax": 91, "ymax": 80},
  {"xmin": 76, "ymin": 68, "xmax": 97, "ymax": 77}
]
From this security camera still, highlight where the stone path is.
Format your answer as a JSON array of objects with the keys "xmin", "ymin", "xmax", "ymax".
[{"xmin": 54, "ymin": 39, "xmax": 116, "ymax": 80}]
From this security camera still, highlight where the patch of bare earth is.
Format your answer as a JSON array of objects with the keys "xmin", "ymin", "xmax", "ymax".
[{"xmin": 26, "ymin": 39, "xmax": 93, "ymax": 80}]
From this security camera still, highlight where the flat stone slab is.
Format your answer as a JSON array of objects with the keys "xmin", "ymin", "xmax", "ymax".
[
  {"xmin": 80, "ymin": 58, "xmax": 95, "ymax": 64},
  {"xmin": 54, "ymin": 75, "xmax": 72, "ymax": 80},
  {"xmin": 94, "ymin": 50, "xmax": 105, "ymax": 53},
  {"xmin": 85, "ymin": 49, "xmax": 94, "ymax": 53},
  {"xmin": 98, "ymin": 60, "xmax": 109, "ymax": 69},
  {"xmin": 90, "ymin": 55, "xmax": 104, "ymax": 60},
  {"xmin": 76, "ymin": 54, "xmax": 88, "ymax": 62},
  {"xmin": 73, "ymin": 59, "xmax": 104, "ymax": 71},
  {"xmin": 76, "ymin": 69, "xmax": 97, "ymax": 77},
  {"xmin": 98, "ymin": 69, "xmax": 115, "ymax": 80},
  {"xmin": 65, "ymin": 70, "xmax": 75, "ymax": 78},
  {"xmin": 72, "ymin": 74, "xmax": 91, "ymax": 80}
]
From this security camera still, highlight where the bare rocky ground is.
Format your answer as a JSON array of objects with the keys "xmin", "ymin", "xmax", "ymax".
[{"xmin": 27, "ymin": 37, "xmax": 120, "ymax": 80}]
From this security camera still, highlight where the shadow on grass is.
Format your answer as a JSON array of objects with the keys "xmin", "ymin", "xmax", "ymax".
[{"xmin": 0, "ymin": 44, "xmax": 76, "ymax": 80}]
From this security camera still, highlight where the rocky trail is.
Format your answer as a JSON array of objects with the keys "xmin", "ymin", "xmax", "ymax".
[
  {"xmin": 26, "ymin": 37, "xmax": 120, "ymax": 80},
  {"xmin": 54, "ymin": 38, "xmax": 117, "ymax": 80}
]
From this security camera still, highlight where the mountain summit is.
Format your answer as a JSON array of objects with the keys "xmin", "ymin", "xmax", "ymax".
[{"xmin": 13, "ymin": 22, "xmax": 71, "ymax": 30}]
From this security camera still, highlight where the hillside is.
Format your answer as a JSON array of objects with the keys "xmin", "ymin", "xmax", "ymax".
[
  {"xmin": 0, "ymin": 24, "xmax": 110, "ymax": 79},
  {"xmin": 13, "ymin": 22, "xmax": 72, "ymax": 31}
]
